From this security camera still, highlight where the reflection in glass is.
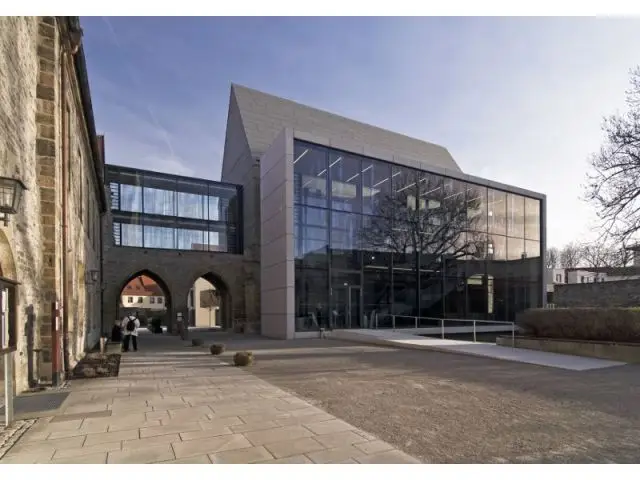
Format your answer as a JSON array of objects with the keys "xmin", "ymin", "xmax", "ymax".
[
  {"xmin": 330, "ymin": 270, "xmax": 362, "ymax": 329},
  {"xmin": 525, "ymin": 240, "xmax": 540, "ymax": 258},
  {"xmin": 525, "ymin": 197, "xmax": 541, "ymax": 240},
  {"xmin": 294, "ymin": 142, "xmax": 328, "ymax": 208},
  {"xmin": 331, "ymin": 211, "xmax": 362, "ymax": 270},
  {"xmin": 295, "ymin": 267, "xmax": 329, "ymax": 331},
  {"xmin": 121, "ymin": 185, "xmax": 142, "ymax": 212},
  {"xmin": 488, "ymin": 189, "xmax": 507, "ymax": 235},
  {"xmin": 467, "ymin": 185, "xmax": 487, "ymax": 233},
  {"xmin": 488, "ymin": 235, "xmax": 507, "ymax": 261},
  {"xmin": 361, "ymin": 158, "xmax": 391, "ymax": 216},
  {"xmin": 144, "ymin": 187, "xmax": 175, "ymax": 216},
  {"xmin": 177, "ymin": 229, "xmax": 205, "ymax": 250},
  {"xmin": 143, "ymin": 226, "xmax": 175, "ymax": 249},
  {"xmin": 330, "ymin": 153, "xmax": 361, "ymax": 212},
  {"xmin": 291, "ymin": 140, "xmax": 544, "ymax": 331},
  {"xmin": 507, "ymin": 237, "xmax": 525, "ymax": 261},
  {"xmin": 363, "ymin": 269, "xmax": 392, "ymax": 327},
  {"xmin": 507, "ymin": 194, "xmax": 525, "ymax": 238},
  {"xmin": 294, "ymin": 205, "xmax": 328, "ymax": 267},
  {"xmin": 121, "ymin": 223, "xmax": 142, "ymax": 247}
]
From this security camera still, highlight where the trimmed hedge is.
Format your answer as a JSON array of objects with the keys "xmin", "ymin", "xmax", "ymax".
[{"xmin": 517, "ymin": 308, "xmax": 640, "ymax": 343}]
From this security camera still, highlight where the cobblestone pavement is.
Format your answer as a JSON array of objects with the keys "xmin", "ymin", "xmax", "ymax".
[
  {"xmin": 0, "ymin": 419, "xmax": 36, "ymax": 460},
  {"xmin": 0, "ymin": 333, "xmax": 419, "ymax": 464},
  {"xmin": 224, "ymin": 336, "xmax": 640, "ymax": 464}
]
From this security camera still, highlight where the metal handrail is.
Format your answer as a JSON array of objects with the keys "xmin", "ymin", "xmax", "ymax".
[{"xmin": 374, "ymin": 313, "xmax": 516, "ymax": 348}]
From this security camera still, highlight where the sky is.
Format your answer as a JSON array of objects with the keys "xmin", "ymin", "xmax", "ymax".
[{"xmin": 80, "ymin": 16, "xmax": 640, "ymax": 250}]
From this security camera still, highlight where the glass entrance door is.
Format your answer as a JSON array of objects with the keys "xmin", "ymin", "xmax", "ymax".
[{"xmin": 347, "ymin": 286, "xmax": 362, "ymax": 329}]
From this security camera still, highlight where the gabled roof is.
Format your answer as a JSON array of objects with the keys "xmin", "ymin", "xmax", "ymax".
[{"xmin": 229, "ymin": 84, "xmax": 462, "ymax": 172}]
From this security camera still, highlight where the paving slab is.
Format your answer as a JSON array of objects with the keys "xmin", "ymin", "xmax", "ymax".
[
  {"xmin": 108, "ymin": 444, "xmax": 175, "ymax": 464},
  {"xmin": 172, "ymin": 433, "xmax": 252, "ymax": 459},
  {"xmin": 1, "ymin": 332, "xmax": 420, "ymax": 464},
  {"xmin": 209, "ymin": 445, "xmax": 274, "ymax": 464}
]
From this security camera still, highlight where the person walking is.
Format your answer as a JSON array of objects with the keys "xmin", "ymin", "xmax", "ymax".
[{"xmin": 122, "ymin": 311, "xmax": 140, "ymax": 352}]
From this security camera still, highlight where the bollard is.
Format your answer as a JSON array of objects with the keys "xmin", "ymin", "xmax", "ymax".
[{"xmin": 100, "ymin": 337, "xmax": 107, "ymax": 354}]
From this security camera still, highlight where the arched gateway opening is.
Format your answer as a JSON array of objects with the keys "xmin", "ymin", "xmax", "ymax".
[
  {"xmin": 116, "ymin": 270, "xmax": 172, "ymax": 332},
  {"xmin": 186, "ymin": 271, "xmax": 231, "ymax": 331}
]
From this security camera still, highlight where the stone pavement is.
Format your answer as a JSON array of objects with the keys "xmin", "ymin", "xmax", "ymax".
[{"xmin": 0, "ymin": 333, "xmax": 420, "ymax": 464}]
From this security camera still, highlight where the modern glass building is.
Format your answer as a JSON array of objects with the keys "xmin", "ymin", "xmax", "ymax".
[
  {"xmin": 292, "ymin": 140, "xmax": 542, "ymax": 332},
  {"xmin": 220, "ymin": 84, "xmax": 545, "ymax": 339},
  {"xmin": 106, "ymin": 165, "xmax": 243, "ymax": 254}
]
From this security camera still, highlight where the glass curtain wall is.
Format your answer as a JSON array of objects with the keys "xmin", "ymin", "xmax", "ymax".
[
  {"xmin": 293, "ymin": 140, "xmax": 543, "ymax": 331},
  {"xmin": 107, "ymin": 166, "xmax": 242, "ymax": 253}
]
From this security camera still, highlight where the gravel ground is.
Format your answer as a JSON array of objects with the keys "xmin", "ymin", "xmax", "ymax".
[
  {"xmin": 70, "ymin": 353, "xmax": 121, "ymax": 379},
  {"xmin": 208, "ymin": 335, "xmax": 640, "ymax": 464}
]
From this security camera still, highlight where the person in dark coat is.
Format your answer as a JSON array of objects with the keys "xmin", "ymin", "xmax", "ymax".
[{"xmin": 111, "ymin": 320, "xmax": 122, "ymax": 342}]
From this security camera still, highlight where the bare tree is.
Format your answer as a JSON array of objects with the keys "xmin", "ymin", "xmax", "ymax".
[
  {"xmin": 559, "ymin": 242, "xmax": 583, "ymax": 268},
  {"xmin": 582, "ymin": 238, "xmax": 633, "ymax": 268},
  {"xmin": 581, "ymin": 242, "xmax": 614, "ymax": 268},
  {"xmin": 586, "ymin": 66, "xmax": 640, "ymax": 245},
  {"xmin": 359, "ymin": 174, "xmax": 486, "ymax": 269},
  {"xmin": 546, "ymin": 247, "xmax": 559, "ymax": 269}
]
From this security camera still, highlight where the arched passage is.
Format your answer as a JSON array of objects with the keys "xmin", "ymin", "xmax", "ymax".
[
  {"xmin": 116, "ymin": 269, "xmax": 172, "ymax": 331},
  {"xmin": 186, "ymin": 271, "xmax": 232, "ymax": 331}
]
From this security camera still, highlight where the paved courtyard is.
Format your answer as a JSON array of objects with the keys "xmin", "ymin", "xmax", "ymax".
[
  {"xmin": 206, "ymin": 334, "xmax": 640, "ymax": 463},
  {"xmin": 0, "ymin": 332, "xmax": 418, "ymax": 464}
]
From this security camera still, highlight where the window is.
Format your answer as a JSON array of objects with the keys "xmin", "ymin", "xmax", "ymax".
[
  {"xmin": 157, "ymin": 297, "xmax": 163, "ymax": 304},
  {"xmin": 488, "ymin": 189, "xmax": 507, "ymax": 235},
  {"xmin": 137, "ymin": 297, "xmax": 143, "ymax": 303},
  {"xmin": 294, "ymin": 142, "xmax": 329, "ymax": 208},
  {"xmin": 330, "ymin": 152, "xmax": 362, "ymax": 212},
  {"xmin": 581, "ymin": 276, "xmax": 585, "ymax": 283},
  {"xmin": 127, "ymin": 297, "xmax": 133, "ymax": 303},
  {"xmin": 555, "ymin": 274, "xmax": 562, "ymax": 283},
  {"xmin": 150, "ymin": 297, "xmax": 155, "ymax": 304},
  {"xmin": 524, "ymin": 197, "xmax": 541, "ymax": 241}
]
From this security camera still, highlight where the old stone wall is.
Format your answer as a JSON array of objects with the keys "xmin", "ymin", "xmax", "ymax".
[
  {"xmin": 555, "ymin": 280, "xmax": 640, "ymax": 308},
  {"xmin": 0, "ymin": 16, "xmax": 43, "ymax": 393},
  {"xmin": 0, "ymin": 17, "xmax": 103, "ymax": 392}
]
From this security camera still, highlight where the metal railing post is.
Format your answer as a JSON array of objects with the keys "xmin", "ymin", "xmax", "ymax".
[
  {"xmin": 392, "ymin": 315, "xmax": 395, "ymax": 330},
  {"xmin": 441, "ymin": 318, "xmax": 444, "ymax": 339},
  {"xmin": 415, "ymin": 316, "xmax": 418, "ymax": 329},
  {"xmin": 473, "ymin": 320, "xmax": 476, "ymax": 343},
  {"xmin": 512, "ymin": 323, "xmax": 515, "ymax": 348}
]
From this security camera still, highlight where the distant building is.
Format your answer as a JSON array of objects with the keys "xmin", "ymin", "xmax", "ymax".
[
  {"xmin": 546, "ymin": 266, "xmax": 640, "ymax": 304},
  {"xmin": 187, "ymin": 278, "xmax": 220, "ymax": 328},
  {"xmin": 121, "ymin": 275, "xmax": 166, "ymax": 311}
]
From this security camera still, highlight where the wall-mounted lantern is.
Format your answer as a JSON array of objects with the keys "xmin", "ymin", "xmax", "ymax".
[{"xmin": 0, "ymin": 176, "xmax": 27, "ymax": 227}]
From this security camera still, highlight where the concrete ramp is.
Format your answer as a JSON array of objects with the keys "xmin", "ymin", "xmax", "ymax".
[{"xmin": 331, "ymin": 329, "xmax": 626, "ymax": 371}]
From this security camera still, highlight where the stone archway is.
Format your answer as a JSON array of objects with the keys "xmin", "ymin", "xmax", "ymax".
[
  {"xmin": 184, "ymin": 270, "xmax": 233, "ymax": 331},
  {"xmin": 114, "ymin": 269, "xmax": 173, "ymax": 330}
]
